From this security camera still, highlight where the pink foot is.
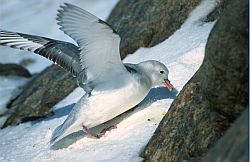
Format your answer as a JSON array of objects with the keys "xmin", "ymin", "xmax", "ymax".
[
  {"xmin": 82, "ymin": 124, "xmax": 117, "ymax": 138},
  {"xmin": 99, "ymin": 125, "xmax": 117, "ymax": 136}
]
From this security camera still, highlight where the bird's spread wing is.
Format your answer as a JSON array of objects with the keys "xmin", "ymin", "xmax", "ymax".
[
  {"xmin": 57, "ymin": 3, "xmax": 128, "ymax": 90},
  {"xmin": 0, "ymin": 30, "xmax": 82, "ymax": 77}
]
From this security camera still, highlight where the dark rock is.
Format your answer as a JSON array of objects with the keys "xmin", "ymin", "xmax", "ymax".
[
  {"xmin": 2, "ymin": 65, "xmax": 77, "ymax": 128},
  {"xmin": 142, "ymin": 70, "xmax": 224, "ymax": 162},
  {"xmin": 200, "ymin": 0, "xmax": 248, "ymax": 120},
  {"xmin": 107, "ymin": 0, "xmax": 201, "ymax": 58},
  {"xmin": 201, "ymin": 109, "xmax": 248, "ymax": 162},
  {"xmin": 0, "ymin": 63, "xmax": 31, "ymax": 77},
  {"xmin": 142, "ymin": 0, "xmax": 248, "ymax": 161}
]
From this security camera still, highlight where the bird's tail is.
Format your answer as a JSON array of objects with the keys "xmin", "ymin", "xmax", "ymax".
[
  {"xmin": 50, "ymin": 115, "xmax": 76, "ymax": 144},
  {"xmin": 50, "ymin": 124, "xmax": 64, "ymax": 144},
  {"xmin": 50, "ymin": 94, "xmax": 89, "ymax": 144}
]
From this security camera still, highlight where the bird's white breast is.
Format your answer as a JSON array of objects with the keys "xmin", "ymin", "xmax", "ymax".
[{"xmin": 77, "ymin": 75, "xmax": 151, "ymax": 128}]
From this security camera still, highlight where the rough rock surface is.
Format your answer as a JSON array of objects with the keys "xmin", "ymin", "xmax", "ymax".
[
  {"xmin": 0, "ymin": 63, "xmax": 31, "ymax": 78},
  {"xmin": 107, "ymin": 0, "xmax": 201, "ymax": 58},
  {"xmin": 3, "ymin": 0, "xmax": 202, "ymax": 127},
  {"xmin": 143, "ymin": 70, "xmax": 223, "ymax": 162},
  {"xmin": 200, "ymin": 0, "xmax": 248, "ymax": 120},
  {"xmin": 142, "ymin": 0, "xmax": 248, "ymax": 161},
  {"xmin": 2, "ymin": 65, "xmax": 77, "ymax": 128},
  {"xmin": 201, "ymin": 109, "xmax": 248, "ymax": 162}
]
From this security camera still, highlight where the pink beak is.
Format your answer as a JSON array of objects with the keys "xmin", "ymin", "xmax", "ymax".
[{"xmin": 163, "ymin": 79, "xmax": 174, "ymax": 91}]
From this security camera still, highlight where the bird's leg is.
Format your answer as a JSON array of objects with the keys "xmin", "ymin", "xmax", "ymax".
[
  {"xmin": 82, "ymin": 124, "xmax": 100, "ymax": 138},
  {"xmin": 82, "ymin": 124, "xmax": 117, "ymax": 138},
  {"xmin": 99, "ymin": 125, "xmax": 117, "ymax": 136}
]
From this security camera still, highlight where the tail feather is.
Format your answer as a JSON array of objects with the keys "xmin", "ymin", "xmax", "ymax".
[
  {"xmin": 50, "ymin": 116, "xmax": 76, "ymax": 144},
  {"xmin": 50, "ymin": 124, "xmax": 64, "ymax": 144},
  {"xmin": 50, "ymin": 102, "xmax": 85, "ymax": 144},
  {"xmin": 51, "ymin": 94, "xmax": 89, "ymax": 144}
]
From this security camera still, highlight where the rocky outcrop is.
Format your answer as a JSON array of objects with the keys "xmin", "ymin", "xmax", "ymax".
[
  {"xmin": 201, "ymin": 109, "xmax": 248, "ymax": 162},
  {"xmin": 200, "ymin": 0, "xmax": 248, "ymax": 120},
  {"xmin": 3, "ymin": 0, "xmax": 202, "ymax": 127},
  {"xmin": 2, "ymin": 65, "xmax": 77, "ymax": 128},
  {"xmin": 0, "ymin": 63, "xmax": 31, "ymax": 78},
  {"xmin": 107, "ymin": 0, "xmax": 201, "ymax": 58},
  {"xmin": 142, "ymin": 0, "xmax": 248, "ymax": 161},
  {"xmin": 142, "ymin": 69, "xmax": 219, "ymax": 162}
]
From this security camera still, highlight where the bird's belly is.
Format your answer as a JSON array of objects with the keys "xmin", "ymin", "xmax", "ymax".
[{"xmin": 81, "ymin": 82, "xmax": 150, "ymax": 128}]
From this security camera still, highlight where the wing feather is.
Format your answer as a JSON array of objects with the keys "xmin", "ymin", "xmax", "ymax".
[
  {"xmin": 0, "ymin": 30, "xmax": 82, "ymax": 77},
  {"xmin": 57, "ymin": 3, "xmax": 127, "ymax": 89}
]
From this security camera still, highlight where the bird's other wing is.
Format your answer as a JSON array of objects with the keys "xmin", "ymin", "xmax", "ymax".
[
  {"xmin": 57, "ymin": 3, "xmax": 128, "ymax": 90},
  {"xmin": 0, "ymin": 30, "xmax": 82, "ymax": 77}
]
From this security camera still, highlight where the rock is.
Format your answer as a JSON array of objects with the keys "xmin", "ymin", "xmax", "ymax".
[
  {"xmin": 0, "ymin": 63, "xmax": 31, "ymax": 77},
  {"xmin": 142, "ymin": 69, "xmax": 222, "ymax": 162},
  {"xmin": 2, "ymin": 65, "xmax": 77, "ymax": 128},
  {"xmin": 142, "ymin": 0, "xmax": 248, "ymax": 161},
  {"xmin": 201, "ymin": 109, "xmax": 248, "ymax": 162},
  {"xmin": 200, "ymin": 0, "xmax": 248, "ymax": 120},
  {"xmin": 107, "ymin": 0, "xmax": 201, "ymax": 58}
]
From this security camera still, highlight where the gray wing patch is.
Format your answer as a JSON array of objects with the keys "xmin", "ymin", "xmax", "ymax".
[
  {"xmin": 0, "ymin": 30, "xmax": 83, "ymax": 77},
  {"xmin": 34, "ymin": 40, "xmax": 82, "ymax": 77},
  {"xmin": 17, "ymin": 32, "xmax": 51, "ymax": 46},
  {"xmin": 0, "ymin": 30, "xmax": 48, "ymax": 51},
  {"xmin": 124, "ymin": 63, "xmax": 138, "ymax": 74},
  {"xmin": 0, "ymin": 30, "xmax": 94, "ymax": 92}
]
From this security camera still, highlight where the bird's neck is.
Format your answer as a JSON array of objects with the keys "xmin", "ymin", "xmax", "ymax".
[{"xmin": 136, "ymin": 64, "xmax": 155, "ymax": 87}]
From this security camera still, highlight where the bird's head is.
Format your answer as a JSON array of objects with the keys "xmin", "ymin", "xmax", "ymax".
[{"xmin": 138, "ymin": 60, "xmax": 174, "ymax": 91}]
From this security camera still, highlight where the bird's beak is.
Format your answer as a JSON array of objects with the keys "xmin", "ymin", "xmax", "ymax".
[{"xmin": 163, "ymin": 79, "xmax": 174, "ymax": 91}]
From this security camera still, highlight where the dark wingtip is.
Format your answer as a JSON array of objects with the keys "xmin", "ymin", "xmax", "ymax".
[
  {"xmin": 56, "ymin": 6, "xmax": 64, "ymax": 22},
  {"xmin": 63, "ymin": 2, "xmax": 76, "ymax": 10},
  {"xmin": 63, "ymin": 2, "xmax": 70, "ymax": 6},
  {"xmin": 56, "ymin": 14, "xmax": 62, "ymax": 22},
  {"xmin": 98, "ymin": 19, "xmax": 118, "ymax": 34},
  {"xmin": 58, "ymin": 3, "xmax": 66, "ymax": 10}
]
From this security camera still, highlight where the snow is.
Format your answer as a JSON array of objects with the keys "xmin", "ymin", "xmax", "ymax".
[{"xmin": 0, "ymin": 0, "xmax": 217, "ymax": 161}]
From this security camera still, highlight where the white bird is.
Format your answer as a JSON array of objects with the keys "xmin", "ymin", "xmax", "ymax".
[{"xmin": 0, "ymin": 3, "xmax": 174, "ymax": 144}]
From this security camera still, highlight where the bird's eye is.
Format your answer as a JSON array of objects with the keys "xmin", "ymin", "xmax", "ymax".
[{"xmin": 160, "ymin": 70, "xmax": 164, "ymax": 74}]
